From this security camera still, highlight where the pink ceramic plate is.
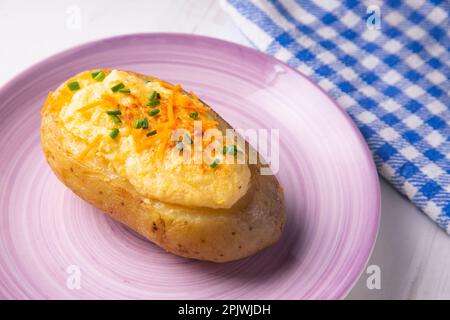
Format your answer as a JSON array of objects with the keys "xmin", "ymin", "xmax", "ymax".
[{"xmin": 0, "ymin": 33, "xmax": 379, "ymax": 299}]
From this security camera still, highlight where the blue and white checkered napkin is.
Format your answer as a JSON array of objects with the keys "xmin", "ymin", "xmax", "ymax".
[{"xmin": 221, "ymin": 0, "xmax": 450, "ymax": 233}]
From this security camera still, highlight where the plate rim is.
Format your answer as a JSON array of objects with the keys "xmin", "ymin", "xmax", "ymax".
[{"xmin": 0, "ymin": 32, "xmax": 380, "ymax": 299}]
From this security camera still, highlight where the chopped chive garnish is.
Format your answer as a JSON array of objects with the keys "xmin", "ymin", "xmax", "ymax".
[
  {"xmin": 110, "ymin": 128, "xmax": 119, "ymax": 139},
  {"xmin": 147, "ymin": 100, "xmax": 160, "ymax": 107},
  {"xmin": 106, "ymin": 110, "xmax": 121, "ymax": 116},
  {"xmin": 149, "ymin": 90, "xmax": 157, "ymax": 100},
  {"xmin": 67, "ymin": 81, "xmax": 80, "ymax": 91},
  {"xmin": 148, "ymin": 108, "xmax": 160, "ymax": 116},
  {"xmin": 92, "ymin": 71, "xmax": 106, "ymax": 81},
  {"xmin": 145, "ymin": 80, "xmax": 151, "ymax": 83},
  {"xmin": 210, "ymin": 158, "xmax": 220, "ymax": 168},
  {"xmin": 133, "ymin": 119, "xmax": 142, "ymax": 129},
  {"xmin": 133, "ymin": 118, "xmax": 148, "ymax": 129},
  {"xmin": 95, "ymin": 73, "xmax": 106, "ymax": 81},
  {"xmin": 184, "ymin": 133, "xmax": 193, "ymax": 144},
  {"xmin": 223, "ymin": 145, "xmax": 238, "ymax": 155},
  {"xmin": 111, "ymin": 83, "xmax": 125, "ymax": 92},
  {"xmin": 118, "ymin": 88, "xmax": 130, "ymax": 93},
  {"xmin": 189, "ymin": 112, "xmax": 199, "ymax": 119},
  {"xmin": 111, "ymin": 115, "xmax": 121, "ymax": 124},
  {"xmin": 141, "ymin": 118, "xmax": 149, "ymax": 129},
  {"xmin": 176, "ymin": 141, "xmax": 184, "ymax": 151},
  {"xmin": 146, "ymin": 130, "xmax": 157, "ymax": 137}
]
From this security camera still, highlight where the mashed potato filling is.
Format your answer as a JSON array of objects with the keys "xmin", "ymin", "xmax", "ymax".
[{"xmin": 58, "ymin": 70, "xmax": 251, "ymax": 209}]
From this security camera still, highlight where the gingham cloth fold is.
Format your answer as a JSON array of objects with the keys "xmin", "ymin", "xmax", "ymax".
[{"xmin": 221, "ymin": 0, "xmax": 450, "ymax": 233}]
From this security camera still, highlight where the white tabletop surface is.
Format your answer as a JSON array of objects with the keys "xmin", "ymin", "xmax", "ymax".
[{"xmin": 1, "ymin": 0, "xmax": 448, "ymax": 300}]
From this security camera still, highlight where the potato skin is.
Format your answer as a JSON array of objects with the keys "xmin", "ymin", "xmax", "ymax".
[{"xmin": 41, "ymin": 70, "xmax": 285, "ymax": 262}]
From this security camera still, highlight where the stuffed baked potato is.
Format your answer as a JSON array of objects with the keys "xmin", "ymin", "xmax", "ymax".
[{"xmin": 41, "ymin": 69, "xmax": 284, "ymax": 262}]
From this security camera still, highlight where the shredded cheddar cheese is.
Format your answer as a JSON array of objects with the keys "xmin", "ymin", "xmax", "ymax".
[
  {"xmin": 76, "ymin": 100, "xmax": 105, "ymax": 113},
  {"xmin": 167, "ymin": 93, "xmax": 175, "ymax": 126},
  {"xmin": 79, "ymin": 135, "xmax": 102, "ymax": 159},
  {"xmin": 66, "ymin": 75, "xmax": 216, "ymax": 155},
  {"xmin": 42, "ymin": 91, "xmax": 53, "ymax": 114}
]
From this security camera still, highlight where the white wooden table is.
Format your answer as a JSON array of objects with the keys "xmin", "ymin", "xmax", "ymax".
[{"xmin": 1, "ymin": 0, "xmax": 448, "ymax": 300}]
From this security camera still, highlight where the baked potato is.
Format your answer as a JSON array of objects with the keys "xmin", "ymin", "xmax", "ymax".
[{"xmin": 41, "ymin": 69, "xmax": 284, "ymax": 262}]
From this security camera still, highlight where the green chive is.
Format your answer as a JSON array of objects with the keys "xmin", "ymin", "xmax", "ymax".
[
  {"xmin": 189, "ymin": 112, "xmax": 199, "ymax": 119},
  {"xmin": 92, "ymin": 71, "xmax": 106, "ymax": 81},
  {"xmin": 133, "ymin": 119, "xmax": 142, "ymax": 129},
  {"xmin": 110, "ymin": 128, "xmax": 119, "ymax": 139},
  {"xmin": 147, "ymin": 100, "xmax": 160, "ymax": 107},
  {"xmin": 106, "ymin": 110, "xmax": 121, "ymax": 116},
  {"xmin": 184, "ymin": 133, "xmax": 193, "ymax": 144},
  {"xmin": 149, "ymin": 90, "xmax": 157, "ymax": 100},
  {"xmin": 146, "ymin": 130, "xmax": 157, "ymax": 137},
  {"xmin": 210, "ymin": 158, "xmax": 220, "ymax": 168},
  {"xmin": 141, "ymin": 118, "xmax": 149, "ymax": 130},
  {"xmin": 111, "ymin": 83, "xmax": 125, "ymax": 92},
  {"xmin": 67, "ymin": 81, "xmax": 80, "ymax": 91},
  {"xmin": 145, "ymin": 80, "xmax": 151, "ymax": 83},
  {"xmin": 111, "ymin": 115, "xmax": 121, "ymax": 124},
  {"xmin": 118, "ymin": 88, "xmax": 130, "ymax": 93},
  {"xmin": 148, "ymin": 108, "xmax": 160, "ymax": 116},
  {"xmin": 176, "ymin": 141, "xmax": 184, "ymax": 151}
]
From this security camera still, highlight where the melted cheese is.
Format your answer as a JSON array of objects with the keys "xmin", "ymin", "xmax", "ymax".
[{"xmin": 58, "ymin": 70, "xmax": 251, "ymax": 209}]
